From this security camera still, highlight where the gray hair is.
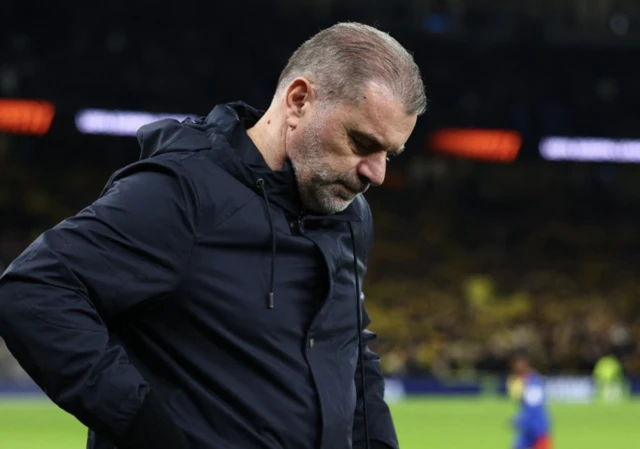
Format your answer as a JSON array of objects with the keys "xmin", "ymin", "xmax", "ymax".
[{"xmin": 276, "ymin": 22, "xmax": 427, "ymax": 116}]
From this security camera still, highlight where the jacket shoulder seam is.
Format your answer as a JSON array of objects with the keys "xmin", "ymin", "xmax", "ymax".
[
  {"xmin": 210, "ymin": 195, "xmax": 260, "ymax": 232},
  {"xmin": 167, "ymin": 154, "xmax": 260, "ymax": 264},
  {"xmin": 162, "ymin": 156, "xmax": 203, "ymax": 290}
]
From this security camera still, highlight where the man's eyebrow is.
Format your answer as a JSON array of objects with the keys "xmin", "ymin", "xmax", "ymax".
[
  {"xmin": 349, "ymin": 129, "xmax": 404, "ymax": 154},
  {"xmin": 391, "ymin": 145, "xmax": 406, "ymax": 155}
]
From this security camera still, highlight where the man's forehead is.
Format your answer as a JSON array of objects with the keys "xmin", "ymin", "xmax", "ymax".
[{"xmin": 343, "ymin": 89, "xmax": 413, "ymax": 148}]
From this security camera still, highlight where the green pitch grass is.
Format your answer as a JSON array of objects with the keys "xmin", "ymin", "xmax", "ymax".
[{"xmin": 1, "ymin": 396, "xmax": 639, "ymax": 448}]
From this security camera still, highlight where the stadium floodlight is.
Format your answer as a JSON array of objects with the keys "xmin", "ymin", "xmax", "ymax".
[
  {"xmin": 428, "ymin": 128, "xmax": 522, "ymax": 163},
  {"xmin": 0, "ymin": 99, "xmax": 56, "ymax": 136},
  {"xmin": 540, "ymin": 136, "xmax": 640, "ymax": 163},
  {"xmin": 75, "ymin": 109, "xmax": 195, "ymax": 136}
]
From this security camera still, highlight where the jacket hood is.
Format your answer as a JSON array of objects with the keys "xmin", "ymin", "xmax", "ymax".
[{"xmin": 136, "ymin": 108, "xmax": 227, "ymax": 161}]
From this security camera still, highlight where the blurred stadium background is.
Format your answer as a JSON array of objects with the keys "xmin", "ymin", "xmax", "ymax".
[{"xmin": 2, "ymin": 0, "xmax": 640, "ymax": 447}]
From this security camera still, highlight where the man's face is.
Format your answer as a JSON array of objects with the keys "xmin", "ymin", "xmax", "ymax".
[{"xmin": 285, "ymin": 82, "xmax": 417, "ymax": 215}]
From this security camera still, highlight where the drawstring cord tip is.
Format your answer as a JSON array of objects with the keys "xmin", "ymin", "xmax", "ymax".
[{"xmin": 257, "ymin": 178, "xmax": 277, "ymax": 312}]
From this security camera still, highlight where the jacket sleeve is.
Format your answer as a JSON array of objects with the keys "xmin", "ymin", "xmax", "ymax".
[
  {"xmin": 0, "ymin": 156, "xmax": 198, "ymax": 449},
  {"xmin": 352, "ymin": 301, "xmax": 399, "ymax": 449},
  {"xmin": 352, "ymin": 203, "xmax": 399, "ymax": 449}
]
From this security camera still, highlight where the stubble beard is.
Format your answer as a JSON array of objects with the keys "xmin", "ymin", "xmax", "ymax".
[{"xmin": 288, "ymin": 122, "xmax": 359, "ymax": 215}]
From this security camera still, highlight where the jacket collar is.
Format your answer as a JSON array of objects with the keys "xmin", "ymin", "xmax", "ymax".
[{"xmin": 207, "ymin": 102, "xmax": 362, "ymax": 222}]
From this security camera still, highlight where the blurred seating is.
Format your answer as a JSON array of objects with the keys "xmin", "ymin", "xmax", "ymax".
[{"xmin": 363, "ymin": 179, "xmax": 640, "ymax": 378}]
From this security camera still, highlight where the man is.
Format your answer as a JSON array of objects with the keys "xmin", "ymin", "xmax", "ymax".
[
  {"xmin": 0, "ymin": 23, "xmax": 426, "ymax": 449},
  {"xmin": 507, "ymin": 352, "xmax": 553, "ymax": 449}
]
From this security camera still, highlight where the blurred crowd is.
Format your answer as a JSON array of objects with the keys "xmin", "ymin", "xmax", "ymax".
[{"xmin": 364, "ymin": 162, "xmax": 640, "ymax": 378}]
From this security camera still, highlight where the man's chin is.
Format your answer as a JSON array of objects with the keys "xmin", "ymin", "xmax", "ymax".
[
  {"xmin": 330, "ymin": 199, "xmax": 353, "ymax": 214},
  {"xmin": 302, "ymin": 195, "xmax": 353, "ymax": 215},
  {"xmin": 321, "ymin": 195, "xmax": 356, "ymax": 215},
  {"xmin": 300, "ymin": 185, "xmax": 359, "ymax": 215}
]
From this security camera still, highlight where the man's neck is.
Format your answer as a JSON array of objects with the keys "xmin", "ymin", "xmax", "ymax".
[{"xmin": 246, "ymin": 111, "xmax": 287, "ymax": 171}]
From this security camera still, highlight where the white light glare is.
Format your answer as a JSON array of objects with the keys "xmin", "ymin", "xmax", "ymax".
[
  {"xmin": 75, "ymin": 109, "xmax": 194, "ymax": 136},
  {"xmin": 540, "ymin": 137, "xmax": 640, "ymax": 163}
]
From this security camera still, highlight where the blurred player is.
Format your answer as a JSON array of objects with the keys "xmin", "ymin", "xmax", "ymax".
[
  {"xmin": 507, "ymin": 352, "xmax": 553, "ymax": 449},
  {"xmin": 593, "ymin": 351, "xmax": 625, "ymax": 403}
]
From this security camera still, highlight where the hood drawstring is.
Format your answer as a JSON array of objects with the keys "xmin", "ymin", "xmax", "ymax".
[
  {"xmin": 256, "ymin": 178, "xmax": 275, "ymax": 309},
  {"xmin": 349, "ymin": 223, "xmax": 370, "ymax": 449}
]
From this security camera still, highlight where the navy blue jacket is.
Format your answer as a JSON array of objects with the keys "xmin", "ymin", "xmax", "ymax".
[{"xmin": 0, "ymin": 102, "xmax": 398, "ymax": 449}]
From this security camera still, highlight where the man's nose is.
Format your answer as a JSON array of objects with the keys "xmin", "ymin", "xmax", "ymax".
[{"xmin": 357, "ymin": 153, "xmax": 387, "ymax": 187}]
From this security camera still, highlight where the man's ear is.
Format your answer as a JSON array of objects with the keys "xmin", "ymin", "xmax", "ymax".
[{"xmin": 284, "ymin": 77, "xmax": 315, "ymax": 130}]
